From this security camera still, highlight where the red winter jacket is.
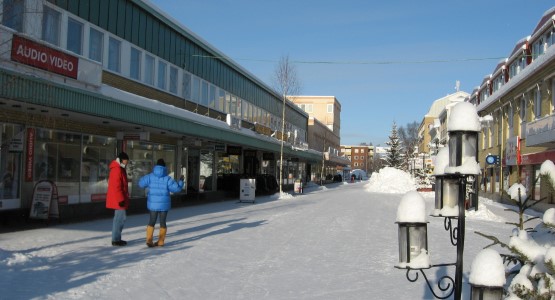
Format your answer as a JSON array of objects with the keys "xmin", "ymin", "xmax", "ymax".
[{"xmin": 106, "ymin": 159, "xmax": 129, "ymax": 210}]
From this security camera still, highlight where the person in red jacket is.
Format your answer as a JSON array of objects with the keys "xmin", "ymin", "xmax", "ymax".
[{"xmin": 106, "ymin": 152, "xmax": 130, "ymax": 246}]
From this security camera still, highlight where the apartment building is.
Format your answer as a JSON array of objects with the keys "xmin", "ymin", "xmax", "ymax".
[{"xmin": 468, "ymin": 6, "xmax": 555, "ymax": 202}]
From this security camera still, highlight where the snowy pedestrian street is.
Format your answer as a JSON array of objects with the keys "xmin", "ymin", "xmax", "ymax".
[{"xmin": 0, "ymin": 182, "xmax": 523, "ymax": 299}]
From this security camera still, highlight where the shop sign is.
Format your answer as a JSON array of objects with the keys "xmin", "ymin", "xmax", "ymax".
[
  {"xmin": 505, "ymin": 136, "xmax": 521, "ymax": 165},
  {"xmin": 214, "ymin": 144, "xmax": 226, "ymax": 152},
  {"xmin": 11, "ymin": 35, "xmax": 79, "ymax": 79},
  {"xmin": 25, "ymin": 128, "xmax": 35, "ymax": 182},
  {"xmin": 254, "ymin": 123, "xmax": 272, "ymax": 136},
  {"xmin": 8, "ymin": 131, "xmax": 24, "ymax": 153},
  {"xmin": 262, "ymin": 153, "xmax": 275, "ymax": 160},
  {"xmin": 227, "ymin": 146, "xmax": 242, "ymax": 155}
]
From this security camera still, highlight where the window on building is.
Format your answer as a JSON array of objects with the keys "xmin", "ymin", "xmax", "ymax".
[
  {"xmin": 201, "ymin": 81, "xmax": 209, "ymax": 106},
  {"xmin": 508, "ymin": 104, "xmax": 514, "ymax": 129},
  {"xmin": 354, "ymin": 156, "xmax": 359, "ymax": 160},
  {"xmin": 130, "ymin": 47, "xmax": 141, "ymax": 80},
  {"xmin": 108, "ymin": 37, "xmax": 121, "ymax": 73},
  {"xmin": 144, "ymin": 54, "xmax": 154, "ymax": 85},
  {"xmin": 534, "ymin": 88, "xmax": 541, "ymax": 119},
  {"xmin": 354, "ymin": 149, "xmax": 359, "ymax": 153},
  {"xmin": 497, "ymin": 110, "xmax": 502, "ymax": 146},
  {"xmin": 42, "ymin": 5, "xmax": 61, "ymax": 46},
  {"xmin": 157, "ymin": 61, "xmax": 167, "ymax": 90},
  {"xmin": 183, "ymin": 72, "xmax": 192, "ymax": 100},
  {"xmin": 67, "ymin": 18, "xmax": 83, "ymax": 55},
  {"xmin": 88, "ymin": 28, "xmax": 104, "ymax": 63},
  {"xmin": 520, "ymin": 96, "xmax": 527, "ymax": 122},
  {"xmin": 2, "ymin": 0, "xmax": 24, "ymax": 31},
  {"xmin": 169, "ymin": 66, "xmax": 178, "ymax": 94},
  {"xmin": 191, "ymin": 76, "xmax": 200, "ymax": 103},
  {"xmin": 218, "ymin": 89, "xmax": 225, "ymax": 112},
  {"xmin": 327, "ymin": 104, "xmax": 333, "ymax": 113},
  {"xmin": 552, "ymin": 79, "xmax": 555, "ymax": 112},
  {"xmin": 209, "ymin": 85, "xmax": 216, "ymax": 108},
  {"xmin": 532, "ymin": 37, "xmax": 545, "ymax": 60}
]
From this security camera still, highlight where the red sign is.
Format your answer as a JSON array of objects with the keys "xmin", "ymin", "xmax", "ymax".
[
  {"xmin": 25, "ymin": 128, "xmax": 35, "ymax": 182},
  {"xmin": 521, "ymin": 150, "xmax": 555, "ymax": 165},
  {"xmin": 11, "ymin": 35, "xmax": 79, "ymax": 79},
  {"xmin": 91, "ymin": 194, "xmax": 107, "ymax": 202}
]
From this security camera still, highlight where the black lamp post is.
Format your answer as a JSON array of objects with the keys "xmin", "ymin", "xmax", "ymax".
[{"xmin": 396, "ymin": 102, "xmax": 482, "ymax": 300}]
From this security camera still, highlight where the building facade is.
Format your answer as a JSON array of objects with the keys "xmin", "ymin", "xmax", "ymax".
[
  {"xmin": 339, "ymin": 145, "xmax": 374, "ymax": 174},
  {"xmin": 0, "ymin": 0, "xmax": 324, "ymax": 218},
  {"xmin": 468, "ymin": 7, "xmax": 555, "ymax": 202}
]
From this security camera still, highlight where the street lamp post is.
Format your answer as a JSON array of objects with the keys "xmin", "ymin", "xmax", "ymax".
[{"xmin": 395, "ymin": 102, "xmax": 483, "ymax": 300}]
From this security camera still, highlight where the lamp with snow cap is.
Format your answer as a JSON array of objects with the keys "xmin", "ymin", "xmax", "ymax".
[
  {"xmin": 470, "ymin": 284, "xmax": 504, "ymax": 300},
  {"xmin": 396, "ymin": 102, "xmax": 483, "ymax": 300}
]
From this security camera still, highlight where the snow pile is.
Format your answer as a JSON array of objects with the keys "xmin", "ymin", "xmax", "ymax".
[
  {"xmin": 365, "ymin": 167, "xmax": 416, "ymax": 194},
  {"xmin": 396, "ymin": 191, "xmax": 426, "ymax": 222},
  {"xmin": 447, "ymin": 102, "xmax": 481, "ymax": 132},
  {"xmin": 469, "ymin": 249, "xmax": 506, "ymax": 287},
  {"xmin": 508, "ymin": 183, "xmax": 528, "ymax": 202},
  {"xmin": 3, "ymin": 253, "xmax": 32, "ymax": 266},
  {"xmin": 540, "ymin": 160, "xmax": 555, "ymax": 189},
  {"xmin": 543, "ymin": 208, "xmax": 555, "ymax": 226},
  {"xmin": 466, "ymin": 201, "xmax": 506, "ymax": 223},
  {"xmin": 278, "ymin": 192, "xmax": 294, "ymax": 200}
]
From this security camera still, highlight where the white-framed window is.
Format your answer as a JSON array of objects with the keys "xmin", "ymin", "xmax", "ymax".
[
  {"xmin": 354, "ymin": 156, "xmax": 359, "ymax": 160},
  {"xmin": 508, "ymin": 104, "xmax": 514, "ymax": 129},
  {"xmin": 201, "ymin": 81, "xmax": 209, "ymax": 106},
  {"xmin": 306, "ymin": 104, "xmax": 313, "ymax": 113},
  {"xmin": 88, "ymin": 27, "xmax": 104, "ymax": 63},
  {"xmin": 354, "ymin": 149, "xmax": 359, "ymax": 153},
  {"xmin": 354, "ymin": 162, "xmax": 358, "ymax": 167},
  {"xmin": 129, "ymin": 47, "xmax": 141, "ymax": 80},
  {"xmin": 191, "ymin": 76, "xmax": 200, "ymax": 103},
  {"xmin": 520, "ymin": 96, "xmax": 527, "ymax": 122},
  {"xmin": 67, "ymin": 17, "xmax": 83, "ymax": 55},
  {"xmin": 532, "ymin": 37, "xmax": 545, "ymax": 60},
  {"xmin": 2, "ymin": 0, "xmax": 24, "ymax": 31},
  {"xmin": 534, "ymin": 88, "xmax": 541, "ymax": 119},
  {"xmin": 327, "ymin": 104, "xmax": 333, "ymax": 113},
  {"xmin": 169, "ymin": 66, "xmax": 178, "ymax": 94},
  {"xmin": 144, "ymin": 54, "xmax": 155, "ymax": 85},
  {"xmin": 42, "ymin": 5, "xmax": 61, "ymax": 46},
  {"xmin": 209, "ymin": 85, "xmax": 216, "ymax": 108},
  {"xmin": 157, "ymin": 61, "xmax": 167, "ymax": 90},
  {"xmin": 361, "ymin": 149, "xmax": 365, "ymax": 153},
  {"xmin": 108, "ymin": 37, "xmax": 121, "ymax": 73},
  {"xmin": 182, "ymin": 72, "xmax": 192, "ymax": 100}
]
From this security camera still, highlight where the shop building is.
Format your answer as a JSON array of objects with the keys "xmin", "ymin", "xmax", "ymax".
[
  {"xmin": 468, "ymin": 7, "xmax": 555, "ymax": 202},
  {"xmin": 0, "ymin": 0, "xmax": 324, "ymax": 219}
]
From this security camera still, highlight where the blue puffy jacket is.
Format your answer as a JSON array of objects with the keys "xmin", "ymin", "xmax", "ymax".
[{"xmin": 139, "ymin": 165, "xmax": 184, "ymax": 211}]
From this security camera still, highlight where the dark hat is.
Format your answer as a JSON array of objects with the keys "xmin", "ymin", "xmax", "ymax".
[
  {"xmin": 118, "ymin": 152, "xmax": 129, "ymax": 160},
  {"xmin": 156, "ymin": 158, "xmax": 166, "ymax": 167}
]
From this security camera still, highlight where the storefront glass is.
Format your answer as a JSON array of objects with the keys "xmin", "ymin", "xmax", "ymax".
[
  {"xmin": 81, "ymin": 134, "xmax": 116, "ymax": 198},
  {"xmin": 200, "ymin": 150, "xmax": 214, "ymax": 192},
  {"xmin": 125, "ymin": 141, "xmax": 176, "ymax": 198},
  {"xmin": 1, "ymin": 124, "xmax": 24, "ymax": 201}
]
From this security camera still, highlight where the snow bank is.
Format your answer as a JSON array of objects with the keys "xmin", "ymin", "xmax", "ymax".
[
  {"xmin": 469, "ymin": 249, "xmax": 506, "ymax": 287},
  {"xmin": 540, "ymin": 160, "xmax": 555, "ymax": 189},
  {"xmin": 365, "ymin": 167, "xmax": 416, "ymax": 193}
]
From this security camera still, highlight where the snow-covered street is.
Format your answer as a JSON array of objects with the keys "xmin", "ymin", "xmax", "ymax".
[{"xmin": 0, "ymin": 181, "xmax": 528, "ymax": 299}]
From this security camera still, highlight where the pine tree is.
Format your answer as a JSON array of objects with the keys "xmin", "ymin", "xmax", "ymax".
[{"xmin": 384, "ymin": 122, "xmax": 405, "ymax": 169}]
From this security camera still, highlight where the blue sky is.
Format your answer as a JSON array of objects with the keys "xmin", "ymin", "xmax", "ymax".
[{"xmin": 150, "ymin": 0, "xmax": 553, "ymax": 146}]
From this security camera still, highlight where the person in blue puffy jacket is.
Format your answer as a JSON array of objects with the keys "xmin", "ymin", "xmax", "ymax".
[{"xmin": 139, "ymin": 158, "xmax": 184, "ymax": 247}]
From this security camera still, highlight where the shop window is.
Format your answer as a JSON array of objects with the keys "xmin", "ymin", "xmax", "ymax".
[
  {"xmin": 200, "ymin": 150, "xmax": 213, "ymax": 192},
  {"xmin": 108, "ymin": 37, "xmax": 121, "ymax": 73},
  {"xmin": 201, "ymin": 81, "xmax": 209, "ymax": 106},
  {"xmin": 67, "ymin": 18, "xmax": 83, "ymax": 55},
  {"xmin": 125, "ymin": 141, "xmax": 176, "ymax": 198},
  {"xmin": 81, "ymin": 135, "xmax": 116, "ymax": 196},
  {"xmin": 2, "ymin": 0, "xmax": 24, "ymax": 31},
  {"xmin": 191, "ymin": 76, "xmax": 200, "ymax": 103},
  {"xmin": 130, "ymin": 47, "xmax": 141, "ymax": 80},
  {"xmin": 89, "ymin": 28, "xmax": 104, "ymax": 63},
  {"xmin": 1, "ymin": 124, "xmax": 24, "ymax": 201},
  {"xmin": 42, "ymin": 5, "xmax": 61, "ymax": 46}
]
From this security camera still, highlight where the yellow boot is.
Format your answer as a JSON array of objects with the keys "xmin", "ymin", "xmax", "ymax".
[
  {"xmin": 156, "ymin": 227, "xmax": 167, "ymax": 247},
  {"xmin": 146, "ymin": 225, "xmax": 155, "ymax": 247}
]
